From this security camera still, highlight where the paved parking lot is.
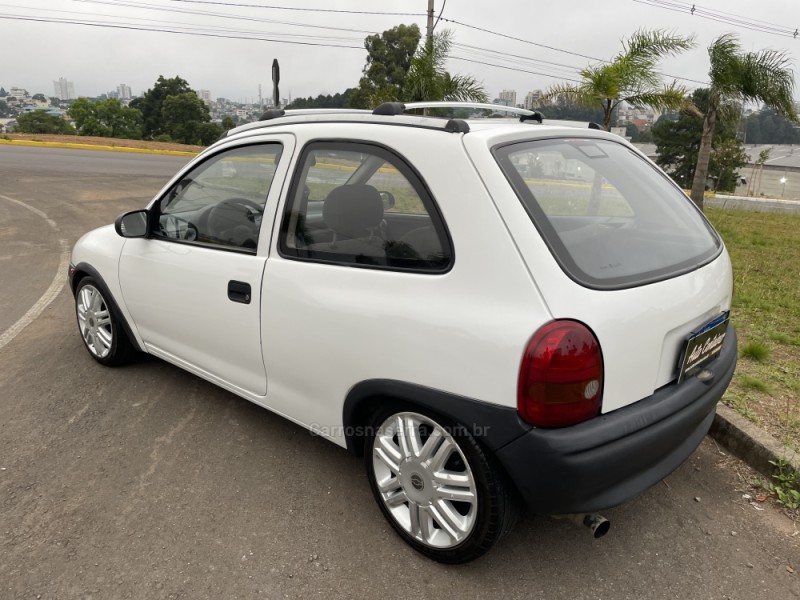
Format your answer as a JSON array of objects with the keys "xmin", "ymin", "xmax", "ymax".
[{"xmin": 0, "ymin": 145, "xmax": 798, "ymax": 599}]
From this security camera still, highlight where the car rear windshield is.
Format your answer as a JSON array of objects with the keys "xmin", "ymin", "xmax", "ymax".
[{"xmin": 494, "ymin": 138, "xmax": 721, "ymax": 289}]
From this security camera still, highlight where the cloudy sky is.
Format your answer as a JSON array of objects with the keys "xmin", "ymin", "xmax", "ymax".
[{"xmin": 1, "ymin": 0, "xmax": 799, "ymax": 103}]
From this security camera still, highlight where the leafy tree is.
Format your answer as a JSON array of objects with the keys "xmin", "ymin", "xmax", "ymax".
[
  {"xmin": 653, "ymin": 88, "xmax": 745, "ymax": 191},
  {"xmin": 197, "ymin": 121, "xmax": 223, "ymax": 145},
  {"xmin": 134, "ymin": 75, "xmax": 193, "ymax": 138},
  {"xmin": 16, "ymin": 110, "xmax": 76, "ymax": 134},
  {"xmin": 351, "ymin": 24, "xmax": 421, "ymax": 108},
  {"xmin": 710, "ymin": 138, "xmax": 748, "ymax": 192},
  {"xmin": 68, "ymin": 97, "xmax": 142, "ymax": 139},
  {"xmin": 0, "ymin": 99, "xmax": 8, "ymax": 117},
  {"xmin": 625, "ymin": 123, "xmax": 653, "ymax": 143},
  {"xmin": 67, "ymin": 98, "xmax": 96, "ymax": 132},
  {"xmin": 32, "ymin": 93, "xmax": 47, "ymax": 102},
  {"xmin": 544, "ymin": 29, "xmax": 694, "ymax": 130},
  {"xmin": 161, "ymin": 91, "xmax": 215, "ymax": 144},
  {"xmin": 287, "ymin": 89, "xmax": 357, "ymax": 109},
  {"xmin": 536, "ymin": 100, "xmax": 604, "ymax": 123},
  {"xmin": 49, "ymin": 97, "xmax": 61, "ymax": 108},
  {"xmin": 0, "ymin": 87, "xmax": 6, "ymax": 97},
  {"xmin": 403, "ymin": 29, "xmax": 487, "ymax": 103},
  {"xmin": 744, "ymin": 108, "xmax": 800, "ymax": 144},
  {"xmin": 689, "ymin": 34, "xmax": 798, "ymax": 209},
  {"xmin": 221, "ymin": 116, "xmax": 235, "ymax": 130}
]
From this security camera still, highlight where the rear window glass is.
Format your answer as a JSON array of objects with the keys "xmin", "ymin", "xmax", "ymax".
[{"xmin": 494, "ymin": 138, "xmax": 721, "ymax": 289}]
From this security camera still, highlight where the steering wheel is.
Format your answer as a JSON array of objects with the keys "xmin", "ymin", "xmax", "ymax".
[{"xmin": 206, "ymin": 197, "xmax": 263, "ymax": 248}]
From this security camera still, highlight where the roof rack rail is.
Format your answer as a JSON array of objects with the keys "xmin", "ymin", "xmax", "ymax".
[
  {"xmin": 373, "ymin": 101, "xmax": 543, "ymax": 123},
  {"xmin": 259, "ymin": 108, "xmax": 372, "ymax": 122}
]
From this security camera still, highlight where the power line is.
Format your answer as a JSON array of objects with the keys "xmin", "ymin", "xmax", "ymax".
[
  {"xmin": 449, "ymin": 55, "xmax": 583, "ymax": 83},
  {"xmin": 453, "ymin": 42, "xmax": 583, "ymax": 73},
  {"xmin": 431, "ymin": 0, "xmax": 447, "ymax": 33},
  {"xmin": 633, "ymin": 0, "xmax": 800, "ymax": 39},
  {"xmin": 441, "ymin": 16, "xmax": 709, "ymax": 86},
  {"xmin": 0, "ymin": 13, "xmax": 365, "ymax": 47},
  {"xmin": 452, "ymin": 46, "xmax": 583, "ymax": 82},
  {"xmin": 2, "ymin": 2, "xmax": 364, "ymax": 41},
  {"xmin": 441, "ymin": 17, "xmax": 606, "ymax": 63},
  {"xmin": 72, "ymin": 0, "xmax": 377, "ymax": 35},
  {"xmin": 163, "ymin": 0, "xmax": 425, "ymax": 17}
]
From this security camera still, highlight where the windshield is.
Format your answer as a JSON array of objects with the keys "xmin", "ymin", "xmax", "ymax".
[{"xmin": 494, "ymin": 138, "xmax": 721, "ymax": 289}]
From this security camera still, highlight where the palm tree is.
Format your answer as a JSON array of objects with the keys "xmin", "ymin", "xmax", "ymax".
[
  {"xmin": 403, "ymin": 29, "xmax": 487, "ymax": 103},
  {"xmin": 690, "ymin": 34, "xmax": 797, "ymax": 209},
  {"xmin": 544, "ymin": 29, "xmax": 695, "ymax": 130}
]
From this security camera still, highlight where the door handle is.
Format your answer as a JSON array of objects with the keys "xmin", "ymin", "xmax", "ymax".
[{"xmin": 228, "ymin": 280, "xmax": 251, "ymax": 304}]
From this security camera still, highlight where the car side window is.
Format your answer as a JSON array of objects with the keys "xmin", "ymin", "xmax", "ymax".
[
  {"xmin": 279, "ymin": 142, "xmax": 452, "ymax": 272},
  {"xmin": 155, "ymin": 143, "xmax": 283, "ymax": 251}
]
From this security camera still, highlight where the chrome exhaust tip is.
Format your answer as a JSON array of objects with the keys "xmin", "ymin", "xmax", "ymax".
[{"xmin": 582, "ymin": 513, "xmax": 610, "ymax": 538}]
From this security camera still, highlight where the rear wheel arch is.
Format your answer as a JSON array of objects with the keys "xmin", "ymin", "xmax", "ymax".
[{"xmin": 342, "ymin": 380, "xmax": 531, "ymax": 457}]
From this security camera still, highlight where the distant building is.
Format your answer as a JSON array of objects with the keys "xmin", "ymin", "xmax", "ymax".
[
  {"xmin": 615, "ymin": 102, "xmax": 660, "ymax": 127},
  {"xmin": 524, "ymin": 90, "xmax": 543, "ymax": 110},
  {"xmin": 610, "ymin": 126, "xmax": 627, "ymax": 139},
  {"xmin": 499, "ymin": 89, "xmax": 517, "ymax": 107},
  {"xmin": 7, "ymin": 87, "xmax": 29, "ymax": 102},
  {"xmin": 197, "ymin": 89, "xmax": 212, "ymax": 106},
  {"xmin": 117, "ymin": 84, "xmax": 132, "ymax": 101},
  {"xmin": 53, "ymin": 77, "xmax": 75, "ymax": 100}
]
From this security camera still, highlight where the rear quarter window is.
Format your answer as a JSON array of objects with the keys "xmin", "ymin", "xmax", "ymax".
[{"xmin": 494, "ymin": 138, "xmax": 721, "ymax": 289}]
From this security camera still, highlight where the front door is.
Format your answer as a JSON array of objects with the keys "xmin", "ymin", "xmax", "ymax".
[{"xmin": 119, "ymin": 138, "xmax": 293, "ymax": 396}]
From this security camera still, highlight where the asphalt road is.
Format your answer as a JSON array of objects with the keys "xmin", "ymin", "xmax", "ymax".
[{"xmin": 0, "ymin": 146, "xmax": 798, "ymax": 600}]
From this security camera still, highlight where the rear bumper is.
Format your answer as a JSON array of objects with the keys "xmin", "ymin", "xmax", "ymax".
[{"xmin": 496, "ymin": 324, "xmax": 737, "ymax": 514}]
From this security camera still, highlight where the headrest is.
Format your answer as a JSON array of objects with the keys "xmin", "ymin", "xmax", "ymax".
[{"xmin": 323, "ymin": 184, "xmax": 384, "ymax": 238}]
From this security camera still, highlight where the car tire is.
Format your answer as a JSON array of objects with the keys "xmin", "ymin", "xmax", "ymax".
[
  {"xmin": 365, "ymin": 405, "xmax": 518, "ymax": 563},
  {"xmin": 75, "ymin": 277, "xmax": 136, "ymax": 366}
]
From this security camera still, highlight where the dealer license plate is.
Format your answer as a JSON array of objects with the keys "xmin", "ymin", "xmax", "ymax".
[{"xmin": 677, "ymin": 312, "xmax": 730, "ymax": 383}]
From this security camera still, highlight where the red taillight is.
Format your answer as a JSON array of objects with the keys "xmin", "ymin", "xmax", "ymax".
[{"xmin": 517, "ymin": 320, "xmax": 603, "ymax": 427}]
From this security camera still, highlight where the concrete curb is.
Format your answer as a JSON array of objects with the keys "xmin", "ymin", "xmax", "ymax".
[
  {"xmin": 0, "ymin": 138, "xmax": 199, "ymax": 157},
  {"xmin": 710, "ymin": 404, "xmax": 800, "ymax": 482}
]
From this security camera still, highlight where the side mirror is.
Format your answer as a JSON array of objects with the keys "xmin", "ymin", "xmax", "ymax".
[
  {"xmin": 379, "ymin": 191, "xmax": 396, "ymax": 210},
  {"xmin": 114, "ymin": 210, "xmax": 148, "ymax": 238}
]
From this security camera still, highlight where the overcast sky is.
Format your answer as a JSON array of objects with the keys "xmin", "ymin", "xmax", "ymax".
[{"xmin": 1, "ymin": 0, "xmax": 799, "ymax": 103}]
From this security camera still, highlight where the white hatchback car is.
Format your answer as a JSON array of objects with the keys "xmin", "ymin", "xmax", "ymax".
[{"xmin": 69, "ymin": 102, "xmax": 736, "ymax": 563}]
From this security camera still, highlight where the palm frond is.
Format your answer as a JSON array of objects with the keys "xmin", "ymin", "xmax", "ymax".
[
  {"xmin": 708, "ymin": 33, "xmax": 798, "ymax": 122},
  {"xmin": 625, "ymin": 81, "xmax": 690, "ymax": 112},
  {"xmin": 442, "ymin": 73, "xmax": 488, "ymax": 103},
  {"xmin": 623, "ymin": 29, "xmax": 696, "ymax": 63},
  {"xmin": 403, "ymin": 28, "xmax": 487, "ymax": 103},
  {"xmin": 707, "ymin": 33, "xmax": 743, "ymax": 98},
  {"xmin": 541, "ymin": 83, "xmax": 600, "ymax": 108},
  {"xmin": 739, "ymin": 49, "xmax": 797, "ymax": 120}
]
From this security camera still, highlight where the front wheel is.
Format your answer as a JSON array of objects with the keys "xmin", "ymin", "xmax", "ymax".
[
  {"xmin": 365, "ymin": 407, "xmax": 518, "ymax": 563},
  {"xmin": 75, "ymin": 277, "xmax": 136, "ymax": 366}
]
